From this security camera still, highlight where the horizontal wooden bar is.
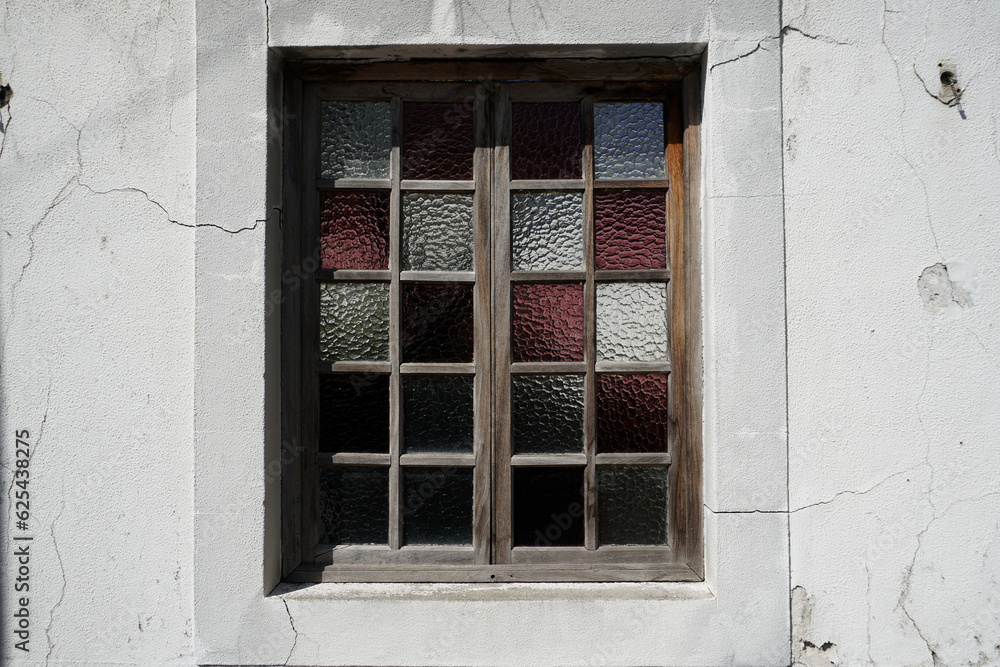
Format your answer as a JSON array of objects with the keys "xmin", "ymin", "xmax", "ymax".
[
  {"xmin": 511, "ymin": 454, "xmax": 588, "ymax": 467},
  {"xmin": 594, "ymin": 361, "xmax": 671, "ymax": 374},
  {"xmin": 315, "ymin": 361, "xmax": 392, "ymax": 373},
  {"xmin": 399, "ymin": 270, "xmax": 476, "ymax": 283},
  {"xmin": 510, "ymin": 271, "xmax": 586, "ymax": 283},
  {"xmin": 510, "ymin": 362, "xmax": 587, "ymax": 374},
  {"xmin": 288, "ymin": 562, "xmax": 702, "ymax": 583},
  {"xmin": 510, "ymin": 545, "xmax": 672, "ymax": 564},
  {"xmin": 595, "ymin": 453, "xmax": 672, "ymax": 466},
  {"xmin": 315, "ymin": 545, "xmax": 476, "ymax": 566},
  {"xmin": 316, "ymin": 453, "xmax": 391, "ymax": 466},
  {"xmin": 315, "ymin": 269, "xmax": 392, "ymax": 282},
  {"xmin": 594, "ymin": 269, "xmax": 670, "ymax": 282},
  {"xmin": 317, "ymin": 178, "xmax": 392, "ymax": 190},
  {"xmin": 399, "ymin": 363, "xmax": 476, "ymax": 375},
  {"xmin": 290, "ymin": 57, "xmax": 698, "ymax": 83},
  {"xmin": 509, "ymin": 179, "xmax": 585, "ymax": 191},
  {"xmin": 594, "ymin": 179, "xmax": 670, "ymax": 189},
  {"xmin": 399, "ymin": 453, "xmax": 476, "ymax": 467},
  {"xmin": 400, "ymin": 180, "xmax": 476, "ymax": 192}
]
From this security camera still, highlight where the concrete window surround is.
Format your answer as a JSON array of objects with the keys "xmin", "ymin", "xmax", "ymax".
[{"xmin": 194, "ymin": 1, "xmax": 789, "ymax": 665}]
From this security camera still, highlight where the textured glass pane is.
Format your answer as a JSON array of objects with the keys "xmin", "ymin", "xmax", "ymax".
[
  {"xmin": 596, "ymin": 282, "xmax": 667, "ymax": 361},
  {"xmin": 321, "ymin": 101, "xmax": 391, "ymax": 179},
  {"xmin": 402, "ymin": 376, "xmax": 474, "ymax": 453},
  {"xmin": 401, "ymin": 284, "xmax": 474, "ymax": 363},
  {"xmin": 511, "ymin": 102, "xmax": 583, "ymax": 180},
  {"xmin": 594, "ymin": 103, "xmax": 665, "ymax": 179},
  {"xmin": 511, "ymin": 192, "xmax": 584, "ymax": 271},
  {"xmin": 511, "ymin": 283, "xmax": 584, "ymax": 362},
  {"xmin": 319, "ymin": 467, "xmax": 389, "ymax": 545},
  {"xmin": 512, "ymin": 375, "xmax": 584, "ymax": 454},
  {"xmin": 594, "ymin": 191, "xmax": 666, "ymax": 270},
  {"xmin": 402, "ymin": 193, "xmax": 474, "ymax": 271},
  {"xmin": 402, "ymin": 467, "xmax": 474, "ymax": 545},
  {"xmin": 319, "ymin": 374, "xmax": 390, "ymax": 453},
  {"xmin": 320, "ymin": 191, "xmax": 390, "ymax": 270},
  {"xmin": 320, "ymin": 283, "xmax": 389, "ymax": 361},
  {"xmin": 596, "ymin": 374, "xmax": 668, "ymax": 453},
  {"xmin": 402, "ymin": 102, "xmax": 474, "ymax": 180},
  {"xmin": 598, "ymin": 466, "xmax": 668, "ymax": 545},
  {"xmin": 512, "ymin": 467, "xmax": 584, "ymax": 546}
]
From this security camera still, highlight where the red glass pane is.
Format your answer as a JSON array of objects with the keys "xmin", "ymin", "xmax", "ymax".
[
  {"xmin": 402, "ymin": 102, "xmax": 474, "ymax": 180},
  {"xmin": 511, "ymin": 283, "xmax": 584, "ymax": 362},
  {"xmin": 320, "ymin": 191, "xmax": 390, "ymax": 270},
  {"xmin": 401, "ymin": 284, "xmax": 474, "ymax": 363},
  {"xmin": 594, "ymin": 191, "xmax": 667, "ymax": 270},
  {"xmin": 511, "ymin": 102, "xmax": 582, "ymax": 180},
  {"xmin": 596, "ymin": 374, "xmax": 669, "ymax": 453}
]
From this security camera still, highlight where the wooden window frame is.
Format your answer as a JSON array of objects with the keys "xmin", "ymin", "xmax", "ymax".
[{"xmin": 281, "ymin": 59, "xmax": 703, "ymax": 584}]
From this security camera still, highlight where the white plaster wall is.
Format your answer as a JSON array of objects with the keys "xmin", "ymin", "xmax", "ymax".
[
  {"xmin": 0, "ymin": 0, "xmax": 996, "ymax": 665},
  {"xmin": 782, "ymin": 1, "xmax": 1000, "ymax": 665}
]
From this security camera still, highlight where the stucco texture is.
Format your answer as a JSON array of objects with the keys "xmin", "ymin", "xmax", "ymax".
[{"xmin": 0, "ymin": 0, "xmax": 997, "ymax": 665}]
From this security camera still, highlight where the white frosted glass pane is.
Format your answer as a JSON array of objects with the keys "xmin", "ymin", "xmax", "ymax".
[{"xmin": 596, "ymin": 282, "xmax": 668, "ymax": 361}]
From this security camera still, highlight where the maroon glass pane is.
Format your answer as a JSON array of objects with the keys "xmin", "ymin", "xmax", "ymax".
[
  {"xmin": 594, "ymin": 191, "xmax": 667, "ymax": 270},
  {"xmin": 320, "ymin": 191, "xmax": 390, "ymax": 270},
  {"xmin": 402, "ymin": 102, "xmax": 474, "ymax": 180},
  {"xmin": 511, "ymin": 102, "xmax": 583, "ymax": 180},
  {"xmin": 511, "ymin": 283, "xmax": 584, "ymax": 362},
  {"xmin": 401, "ymin": 284, "xmax": 474, "ymax": 363},
  {"xmin": 596, "ymin": 374, "xmax": 669, "ymax": 453},
  {"xmin": 318, "ymin": 374, "xmax": 390, "ymax": 453}
]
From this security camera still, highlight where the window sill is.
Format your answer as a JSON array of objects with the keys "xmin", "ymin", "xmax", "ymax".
[{"xmin": 270, "ymin": 579, "xmax": 714, "ymax": 602}]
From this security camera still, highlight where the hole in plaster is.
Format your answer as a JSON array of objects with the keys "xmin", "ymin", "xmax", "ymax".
[{"xmin": 918, "ymin": 262, "xmax": 978, "ymax": 316}]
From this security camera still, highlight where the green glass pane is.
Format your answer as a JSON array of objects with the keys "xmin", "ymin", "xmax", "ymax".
[
  {"xmin": 512, "ymin": 375, "xmax": 584, "ymax": 454},
  {"xmin": 402, "ymin": 193, "xmax": 474, "ymax": 271},
  {"xmin": 321, "ymin": 101, "xmax": 391, "ymax": 179},
  {"xmin": 319, "ymin": 282, "xmax": 389, "ymax": 361},
  {"xmin": 598, "ymin": 466, "xmax": 668, "ymax": 545}
]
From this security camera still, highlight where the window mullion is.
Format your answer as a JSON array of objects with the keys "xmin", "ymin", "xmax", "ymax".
[
  {"xmin": 582, "ymin": 97, "xmax": 598, "ymax": 551},
  {"xmin": 490, "ymin": 83, "xmax": 513, "ymax": 564},
  {"xmin": 472, "ymin": 83, "xmax": 494, "ymax": 565},
  {"xmin": 388, "ymin": 95, "xmax": 402, "ymax": 551}
]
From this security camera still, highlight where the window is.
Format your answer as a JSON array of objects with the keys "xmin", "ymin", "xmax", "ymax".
[{"xmin": 281, "ymin": 60, "xmax": 702, "ymax": 583}]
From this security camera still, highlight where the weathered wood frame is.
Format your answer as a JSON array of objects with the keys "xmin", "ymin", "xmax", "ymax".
[{"xmin": 281, "ymin": 60, "xmax": 702, "ymax": 583}]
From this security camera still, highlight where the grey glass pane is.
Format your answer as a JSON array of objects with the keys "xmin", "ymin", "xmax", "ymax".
[
  {"xmin": 319, "ymin": 282, "xmax": 389, "ymax": 361},
  {"xmin": 594, "ymin": 103, "xmax": 665, "ymax": 179},
  {"xmin": 512, "ymin": 375, "xmax": 585, "ymax": 454},
  {"xmin": 596, "ymin": 282, "xmax": 667, "ymax": 361},
  {"xmin": 598, "ymin": 466, "xmax": 668, "ymax": 545},
  {"xmin": 319, "ymin": 466, "xmax": 389, "ymax": 545},
  {"xmin": 321, "ymin": 101, "xmax": 391, "ymax": 179},
  {"xmin": 402, "ymin": 467, "xmax": 474, "ymax": 545},
  {"xmin": 402, "ymin": 193, "xmax": 474, "ymax": 271},
  {"xmin": 511, "ymin": 192, "xmax": 584, "ymax": 271},
  {"xmin": 403, "ymin": 376, "xmax": 474, "ymax": 453}
]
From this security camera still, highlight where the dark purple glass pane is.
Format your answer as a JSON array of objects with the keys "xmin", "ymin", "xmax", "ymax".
[
  {"xmin": 596, "ymin": 374, "xmax": 669, "ymax": 454},
  {"xmin": 512, "ymin": 467, "xmax": 585, "ymax": 546},
  {"xmin": 318, "ymin": 374, "xmax": 390, "ymax": 453},
  {"xmin": 402, "ymin": 102, "xmax": 474, "ymax": 180},
  {"xmin": 401, "ymin": 284, "xmax": 474, "ymax": 363},
  {"xmin": 511, "ymin": 102, "xmax": 582, "ymax": 180},
  {"xmin": 511, "ymin": 283, "xmax": 584, "ymax": 362},
  {"xmin": 594, "ymin": 191, "xmax": 667, "ymax": 270},
  {"xmin": 320, "ymin": 191, "xmax": 390, "ymax": 270}
]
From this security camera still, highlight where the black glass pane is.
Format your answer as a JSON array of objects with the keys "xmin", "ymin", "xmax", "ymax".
[
  {"xmin": 598, "ymin": 466, "xmax": 668, "ymax": 545},
  {"xmin": 512, "ymin": 467, "xmax": 585, "ymax": 546},
  {"xmin": 403, "ymin": 376, "xmax": 474, "ymax": 453},
  {"xmin": 402, "ymin": 467, "xmax": 474, "ymax": 545},
  {"xmin": 319, "ymin": 467, "xmax": 389, "ymax": 545},
  {"xmin": 401, "ymin": 284, "xmax": 474, "ymax": 363},
  {"xmin": 318, "ymin": 374, "xmax": 390, "ymax": 453}
]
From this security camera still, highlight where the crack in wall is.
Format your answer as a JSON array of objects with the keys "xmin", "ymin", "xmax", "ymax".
[
  {"xmin": 782, "ymin": 25, "xmax": 852, "ymax": 45},
  {"xmin": 282, "ymin": 600, "xmax": 300, "ymax": 666},
  {"xmin": 709, "ymin": 36, "xmax": 777, "ymax": 71},
  {"xmin": 44, "ymin": 492, "xmax": 67, "ymax": 666}
]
